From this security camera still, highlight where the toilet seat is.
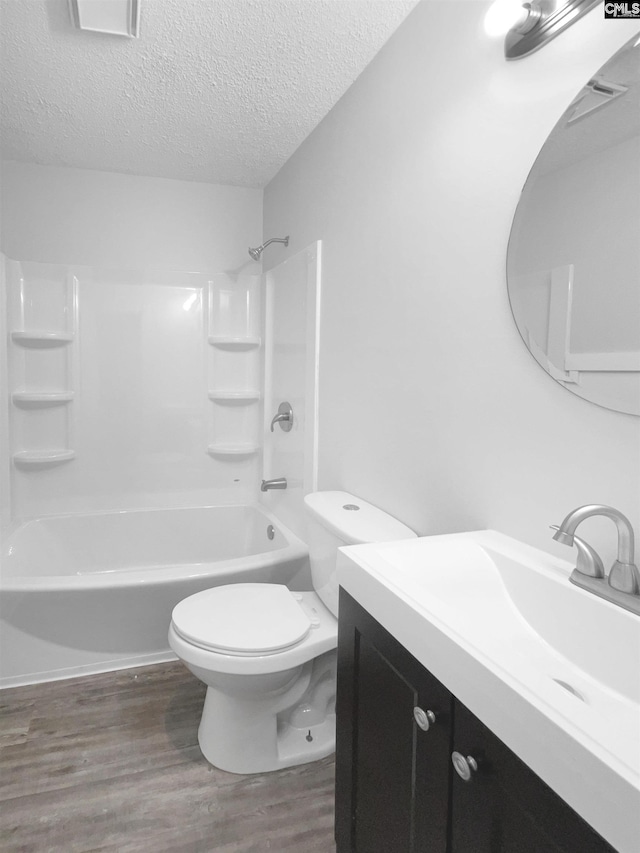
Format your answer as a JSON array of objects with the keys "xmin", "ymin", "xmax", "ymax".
[
  {"xmin": 169, "ymin": 590, "xmax": 338, "ymax": 677},
  {"xmin": 171, "ymin": 583, "xmax": 313, "ymax": 656}
]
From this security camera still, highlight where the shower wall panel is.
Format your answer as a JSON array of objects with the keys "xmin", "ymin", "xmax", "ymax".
[
  {"xmin": 4, "ymin": 259, "xmax": 261, "ymax": 520},
  {"xmin": 0, "ymin": 259, "xmax": 10, "ymax": 544},
  {"xmin": 206, "ymin": 275, "xmax": 263, "ymax": 459},
  {"xmin": 261, "ymin": 242, "xmax": 321, "ymax": 540}
]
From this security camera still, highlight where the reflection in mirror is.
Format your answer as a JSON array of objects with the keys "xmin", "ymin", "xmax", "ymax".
[{"xmin": 507, "ymin": 35, "xmax": 640, "ymax": 416}]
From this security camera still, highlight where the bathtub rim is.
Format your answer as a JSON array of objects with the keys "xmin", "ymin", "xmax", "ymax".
[{"xmin": 0, "ymin": 503, "xmax": 308, "ymax": 593}]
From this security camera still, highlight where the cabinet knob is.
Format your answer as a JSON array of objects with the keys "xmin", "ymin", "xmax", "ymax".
[
  {"xmin": 413, "ymin": 706, "xmax": 436, "ymax": 731},
  {"xmin": 451, "ymin": 751, "xmax": 478, "ymax": 781}
]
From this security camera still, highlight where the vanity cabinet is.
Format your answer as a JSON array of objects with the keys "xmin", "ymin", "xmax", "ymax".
[{"xmin": 336, "ymin": 590, "xmax": 615, "ymax": 853}]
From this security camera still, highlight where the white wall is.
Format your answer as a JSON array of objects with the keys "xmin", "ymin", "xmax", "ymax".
[
  {"xmin": 0, "ymin": 161, "xmax": 262, "ymax": 271},
  {"xmin": 264, "ymin": 1, "xmax": 640, "ymax": 567}
]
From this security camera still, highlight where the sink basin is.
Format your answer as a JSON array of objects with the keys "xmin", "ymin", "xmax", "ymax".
[{"xmin": 337, "ymin": 530, "xmax": 640, "ymax": 853}]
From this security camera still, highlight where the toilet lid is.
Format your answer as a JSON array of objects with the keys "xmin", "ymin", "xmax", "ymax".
[{"xmin": 171, "ymin": 583, "xmax": 312, "ymax": 655}]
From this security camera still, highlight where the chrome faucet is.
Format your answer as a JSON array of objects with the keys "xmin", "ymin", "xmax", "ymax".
[
  {"xmin": 270, "ymin": 402, "xmax": 293, "ymax": 433},
  {"xmin": 552, "ymin": 504, "xmax": 640, "ymax": 615},
  {"xmin": 549, "ymin": 525, "xmax": 605, "ymax": 579},
  {"xmin": 261, "ymin": 478, "xmax": 287, "ymax": 492}
]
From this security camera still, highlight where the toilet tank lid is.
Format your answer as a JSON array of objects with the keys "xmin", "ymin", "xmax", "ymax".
[{"xmin": 304, "ymin": 491, "xmax": 416, "ymax": 545}]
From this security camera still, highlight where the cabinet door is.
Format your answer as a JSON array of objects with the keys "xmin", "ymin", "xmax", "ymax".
[
  {"xmin": 450, "ymin": 700, "xmax": 615, "ymax": 853},
  {"xmin": 336, "ymin": 590, "xmax": 452, "ymax": 853}
]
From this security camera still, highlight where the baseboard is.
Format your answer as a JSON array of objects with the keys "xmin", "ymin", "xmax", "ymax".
[{"xmin": 0, "ymin": 650, "xmax": 179, "ymax": 690}]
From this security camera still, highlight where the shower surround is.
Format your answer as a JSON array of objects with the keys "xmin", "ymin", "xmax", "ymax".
[
  {"xmin": 0, "ymin": 248, "xmax": 320, "ymax": 687},
  {"xmin": 3, "ymin": 259, "xmax": 263, "ymax": 517}
]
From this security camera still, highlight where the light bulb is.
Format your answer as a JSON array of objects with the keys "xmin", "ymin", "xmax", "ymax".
[
  {"xmin": 484, "ymin": 0, "xmax": 530, "ymax": 37},
  {"xmin": 182, "ymin": 293, "xmax": 198, "ymax": 312}
]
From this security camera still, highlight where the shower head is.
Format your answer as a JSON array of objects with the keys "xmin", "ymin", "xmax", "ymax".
[{"xmin": 248, "ymin": 236, "xmax": 289, "ymax": 261}]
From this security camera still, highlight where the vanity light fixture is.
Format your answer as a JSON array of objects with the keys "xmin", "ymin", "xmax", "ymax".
[
  {"xmin": 485, "ymin": 0, "xmax": 601, "ymax": 59},
  {"xmin": 68, "ymin": 0, "xmax": 140, "ymax": 37},
  {"xmin": 484, "ymin": 0, "xmax": 540, "ymax": 38}
]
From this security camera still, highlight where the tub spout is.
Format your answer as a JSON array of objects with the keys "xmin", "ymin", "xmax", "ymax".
[{"xmin": 261, "ymin": 478, "xmax": 287, "ymax": 491}]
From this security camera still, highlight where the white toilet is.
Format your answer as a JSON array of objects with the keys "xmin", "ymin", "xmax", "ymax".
[{"xmin": 168, "ymin": 490, "xmax": 416, "ymax": 774}]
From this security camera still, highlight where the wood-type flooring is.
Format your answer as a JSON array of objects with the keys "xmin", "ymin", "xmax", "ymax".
[{"xmin": 0, "ymin": 661, "xmax": 336, "ymax": 852}]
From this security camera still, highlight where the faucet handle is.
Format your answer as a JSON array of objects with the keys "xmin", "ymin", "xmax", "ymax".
[
  {"xmin": 550, "ymin": 525, "xmax": 605, "ymax": 579},
  {"xmin": 270, "ymin": 402, "xmax": 293, "ymax": 433},
  {"xmin": 608, "ymin": 560, "xmax": 640, "ymax": 595}
]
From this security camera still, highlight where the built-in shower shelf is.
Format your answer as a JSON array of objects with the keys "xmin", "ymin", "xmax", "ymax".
[
  {"xmin": 12, "ymin": 391, "xmax": 74, "ymax": 406},
  {"xmin": 206, "ymin": 443, "xmax": 259, "ymax": 457},
  {"xmin": 13, "ymin": 450, "xmax": 76, "ymax": 469},
  {"xmin": 208, "ymin": 335, "xmax": 261, "ymax": 349},
  {"xmin": 11, "ymin": 331, "xmax": 73, "ymax": 347},
  {"xmin": 208, "ymin": 390, "xmax": 261, "ymax": 403}
]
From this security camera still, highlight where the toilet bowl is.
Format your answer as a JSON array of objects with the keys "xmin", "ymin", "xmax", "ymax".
[
  {"xmin": 169, "ymin": 585, "xmax": 337, "ymax": 773},
  {"xmin": 168, "ymin": 491, "xmax": 416, "ymax": 774}
]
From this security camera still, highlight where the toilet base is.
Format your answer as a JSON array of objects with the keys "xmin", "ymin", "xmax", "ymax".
[
  {"xmin": 197, "ymin": 652, "xmax": 336, "ymax": 774},
  {"xmin": 198, "ymin": 705, "xmax": 336, "ymax": 774},
  {"xmin": 274, "ymin": 714, "xmax": 336, "ymax": 769}
]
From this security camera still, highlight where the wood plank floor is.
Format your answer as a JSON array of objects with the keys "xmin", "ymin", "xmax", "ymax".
[{"xmin": 0, "ymin": 662, "xmax": 336, "ymax": 852}]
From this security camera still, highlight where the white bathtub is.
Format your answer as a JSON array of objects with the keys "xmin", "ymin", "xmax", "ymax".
[{"xmin": 0, "ymin": 505, "xmax": 308, "ymax": 688}]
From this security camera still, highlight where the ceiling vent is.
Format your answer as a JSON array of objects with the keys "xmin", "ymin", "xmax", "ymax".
[
  {"xmin": 567, "ymin": 77, "xmax": 629, "ymax": 124},
  {"xmin": 68, "ymin": 0, "xmax": 140, "ymax": 38}
]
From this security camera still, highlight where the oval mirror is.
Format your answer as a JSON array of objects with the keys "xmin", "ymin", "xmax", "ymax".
[{"xmin": 507, "ymin": 35, "xmax": 640, "ymax": 416}]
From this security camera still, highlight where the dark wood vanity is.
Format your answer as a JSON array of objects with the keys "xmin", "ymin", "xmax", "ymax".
[{"xmin": 335, "ymin": 590, "xmax": 616, "ymax": 853}]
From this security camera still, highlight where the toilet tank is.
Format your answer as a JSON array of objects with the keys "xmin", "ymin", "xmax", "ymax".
[{"xmin": 303, "ymin": 491, "xmax": 416, "ymax": 617}]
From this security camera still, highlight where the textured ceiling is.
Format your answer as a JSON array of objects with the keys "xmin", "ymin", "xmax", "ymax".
[{"xmin": 0, "ymin": 0, "xmax": 418, "ymax": 187}]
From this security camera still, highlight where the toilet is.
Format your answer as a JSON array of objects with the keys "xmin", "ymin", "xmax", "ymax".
[{"xmin": 168, "ymin": 490, "xmax": 416, "ymax": 774}]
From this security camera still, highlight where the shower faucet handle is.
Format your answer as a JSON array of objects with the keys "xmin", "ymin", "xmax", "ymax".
[{"xmin": 270, "ymin": 402, "xmax": 293, "ymax": 432}]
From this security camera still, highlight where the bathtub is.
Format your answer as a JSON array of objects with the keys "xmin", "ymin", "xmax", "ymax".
[{"xmin": 0, "ymin": 505, "xmax": 308, "ymax": 688}]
